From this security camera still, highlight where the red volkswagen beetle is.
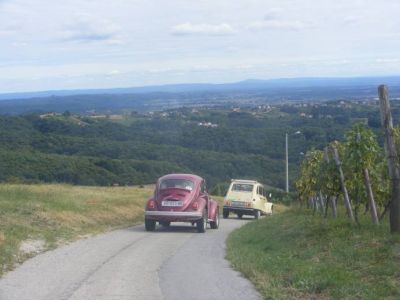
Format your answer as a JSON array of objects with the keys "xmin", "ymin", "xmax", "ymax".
[{"xmin": 145, "ymin": 174, "xmax": 220, "ymax": 233}]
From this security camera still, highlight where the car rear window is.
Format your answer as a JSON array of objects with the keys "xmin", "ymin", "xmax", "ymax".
[
  {"xmin": 160, "ymin": 179, "xmax": 194, "ymax": 191},
  {"xmin": 231, "ymin": 183, "xmax": 253, "ymax": 192}
]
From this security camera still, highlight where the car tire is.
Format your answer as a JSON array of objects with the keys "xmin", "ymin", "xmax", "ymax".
[
  {"xmin": 254, "ymin": 210, "xmax": 261, "ymax": 219},
  {"xmin": 269, "ymin": 206, "xmax": 274, "ymax": 216},
  {"xmin": 210, "ymin": 210, "xmax": 219, "ymax": 229},
  {"xmin": 223, "ymin": 209, "xmax": 229, "ymax": 219},
  {"xmin": 197, "ymin": 211, "xmax": 207, "ymax": 233},
  {"xmin": 237, "ymin": 213, "xmax": 243, "ymax": 219},
  {"xmin": 145, "ymin": 218, "xmax": 156, "ymax": 231}
]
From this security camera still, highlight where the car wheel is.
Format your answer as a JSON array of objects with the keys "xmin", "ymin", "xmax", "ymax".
[
  {"xmin": 254, "ymin": 210, "xmax": 261, "ymax": 219},
  {"xmin": 269, "ymin": 206, "xmax": 274, "ymax": 216},
  {"xmin": 160, "ymin": 221, "xmax": 170, "ymax": 227},
  {"xmin": 237, "ymin": 213, "xmax": 243, "ymax": 219},
  {"xmin": 197, "ymin": 211, "xmax": 207, "ymax": 233},
  {"xmin": 223, "ymin": 209, "xmax": 229, "ymax": 219},
  {"xmin": 210, "ymin": 210, "xmax": 219, "ymax": 229},
  {"xmin": 145, "ymin": 218, "xmax": 156, "ymax": 231}
]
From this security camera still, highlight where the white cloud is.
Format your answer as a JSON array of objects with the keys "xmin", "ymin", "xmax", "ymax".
[
  {"xmin": 62, "ymin": 13, "xmax": 121, "ymax": 43},
  {"xmin": 263, "ymin": 8, "xmax": 283, "ymax": 21},
  {"xmin": 12, "ymin": 41, "xmax": 28, "ymax": 47},
  {"xmin": 342, "ymin": 15, "xmax": 363, "ymax": 25},
  {"xmin": 108, "ymin": 70, "xmax": 120, "ymax": 75},
  {"xmin": 248, "ymin": 20, "xmax": 308, "ymax": 31},
  {"xmin": 0, "ymin": 22, "xmax": 20, "ymax": 37},
  {"xmin": 375, "ymin": 58, "xmax": 400, "ymax": 63},
  {"xmin": 171, "ymin": 22, "xmax": 235, "ymax": 36},
  {"xmin": 0, "ymin": 27, "xmax": 14, "ymax": 36},
  {"xmin": 247, "ymin": 9, "xmax": 310, "ymax": 31},
  {"xmin": 247, "ymin": 7, "xmax": 309, "ymax": 31}
]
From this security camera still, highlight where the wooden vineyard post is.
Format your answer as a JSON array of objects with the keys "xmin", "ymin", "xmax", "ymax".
[
  {"xmin": 323, "ymin": 147, "xmax": 329, "ymax": 218},
  {"xmin": 379, "ymin": 85, "xmax": 400, "ymax": 233},
  {"xmin": 356, "ymin": 131, "xmax": 379, "ymax": 225},
  {"xmin": 323, "ymin": 147, "xmax": 337, "ymax": 218},
  {"xmin": 331, "ymin": 196, "xmax": 337, "ymax": 218},
  {"xmin": 312, "ymin": 197, "xmax": 317, "ymax": 215},
  {"xmin": 332, "ymin": 146, "xmax": 355, "ymax": 222},
  {"xmin": 363, "ymin": 168, "xmax": 379, "ymax": 225},
  {"xmin": 318, "ymin": 191, "xmax": 325, "ymax": 214}
]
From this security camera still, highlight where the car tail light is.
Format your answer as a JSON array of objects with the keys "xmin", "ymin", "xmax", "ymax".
[
  {"xmin": 192, "ymin": 202, "xmax": 199, "ymax": 210},
  {"xmin": 148, "ymin": 200, "xmax": 156, "ymax": 209}
]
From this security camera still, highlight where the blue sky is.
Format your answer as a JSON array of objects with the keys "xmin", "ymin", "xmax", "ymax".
[{"xmin": 0, "ymin": 0, "xmax": 399, "ymax": 93}]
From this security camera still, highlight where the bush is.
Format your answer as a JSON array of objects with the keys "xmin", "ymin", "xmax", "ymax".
[
  {"xmin": 210, "ymin": 182, "xmax": 229, "ymax": 196},
  {"xmin": 266, "ymin": 188, "xmax": 296, "ymax": 205}
]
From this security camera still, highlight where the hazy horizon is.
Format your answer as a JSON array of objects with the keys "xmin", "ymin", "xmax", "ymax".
[{"xmin": 0, "ymin": 75, "xmax": 399, "ymax": 98}]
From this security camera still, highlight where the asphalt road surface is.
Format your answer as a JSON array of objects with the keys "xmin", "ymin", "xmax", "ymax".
[{"xmin": 0, "ymin": 218, "xmax": 261, "ymax": 300}]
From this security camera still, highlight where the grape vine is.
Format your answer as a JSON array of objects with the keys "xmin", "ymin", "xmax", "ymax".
[{"xmin": 296, "ymin": 123, "xmax": 389, "ymax": 224}]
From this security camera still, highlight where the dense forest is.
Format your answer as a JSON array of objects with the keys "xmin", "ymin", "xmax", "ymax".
[{"xmin": 0, "ymin": 100, "xmax": 397, "ymax": 191}]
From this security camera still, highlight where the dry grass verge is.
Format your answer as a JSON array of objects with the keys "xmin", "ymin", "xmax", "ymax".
[{"xmin": 0, "ymin": 184, "xmax": 152, "ymax": 277}]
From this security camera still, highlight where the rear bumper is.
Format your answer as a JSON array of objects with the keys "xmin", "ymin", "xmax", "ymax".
[
  {"xmin": 223, "ymin": 206, "xmax": 255, "ymax": 215},
  {"xmin": 145, "ymin": 210, "xmax": 203, "ymax": 222}
]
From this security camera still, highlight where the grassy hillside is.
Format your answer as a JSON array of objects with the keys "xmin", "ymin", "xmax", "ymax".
[
  {"xmin": 0, "ymin": 184, "xmax": 152, "ymax": 277},
  {"xmin": 227, "ymin": 208, "xmax": 400, "ymax": 299}
]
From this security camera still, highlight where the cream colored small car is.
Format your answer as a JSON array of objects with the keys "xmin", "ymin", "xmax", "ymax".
[{"xmin": 223, "ymin": 179, "xmax": 273, "ymax": 219}]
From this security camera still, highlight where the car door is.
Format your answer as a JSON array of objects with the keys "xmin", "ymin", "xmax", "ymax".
[
  {"xmin": 257, "ymin": 185, "xmax": 266, "ymax": 212},
  {"xmin": 261, "ymin": 186, "xmax": 268, "ymax": 212}
]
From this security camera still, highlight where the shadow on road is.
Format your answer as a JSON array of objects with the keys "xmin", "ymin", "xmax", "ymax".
[
  {"xmin": 156, "ymin": 225, "xmax": 199, "ymax": 233},
  {"xmin": 122, "ymin": 216, "xmax": 257, "ymax": 234},
  {"xmin": 225, "ymin": 216, "xmax": 258, "ymax": 220},
  {"xmin": 122, "ymin": 223, "xmax": 199, "ymax": 234}
]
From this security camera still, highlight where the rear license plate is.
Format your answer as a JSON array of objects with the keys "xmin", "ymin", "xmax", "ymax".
[
  {"xmin": 162, "ymin": 200, "xmax": 183, "ymax": 207},
  {"xmin": 232, "ymin": 201, "xmax": 245, "ymax": 207}
]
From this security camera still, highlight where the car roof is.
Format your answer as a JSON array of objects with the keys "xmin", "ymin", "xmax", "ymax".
[
  {"xmin": 231, "ymin": 179, "xmax": 261, "ymax": 185},
  {"xmin": 158, "ymin": 173, "xmax": 203, "ymax": 184}
]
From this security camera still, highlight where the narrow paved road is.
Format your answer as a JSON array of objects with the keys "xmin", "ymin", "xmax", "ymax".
[{"xmin": 0, "ymin": 218, "xmax": 260, "ymax": 300}]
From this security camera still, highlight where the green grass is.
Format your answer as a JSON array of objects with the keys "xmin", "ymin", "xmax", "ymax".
[
  {"xmin": 0, "ymin": 184, "xmax": 152, "ymax": 277},
  {"xmin": 226, "ymin": 207, "xmax": 400, "ymax": 299},
  {"xmin": 211, "ymin": 195, "xmax": 225, "ymax": 207}
]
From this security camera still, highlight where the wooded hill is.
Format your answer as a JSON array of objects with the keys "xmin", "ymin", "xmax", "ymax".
[{"xmin": 0, "ymin": 101, "xmax": 397, "ymax": 191}]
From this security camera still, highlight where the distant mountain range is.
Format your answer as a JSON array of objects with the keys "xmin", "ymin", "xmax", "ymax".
[
  {"xmin": 0, "ymin": 76, "xmax": 399, "ymax": 115},
  {"xmin": 1, "ymin": 76, "xmax": 399, "ymax": 101}
]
